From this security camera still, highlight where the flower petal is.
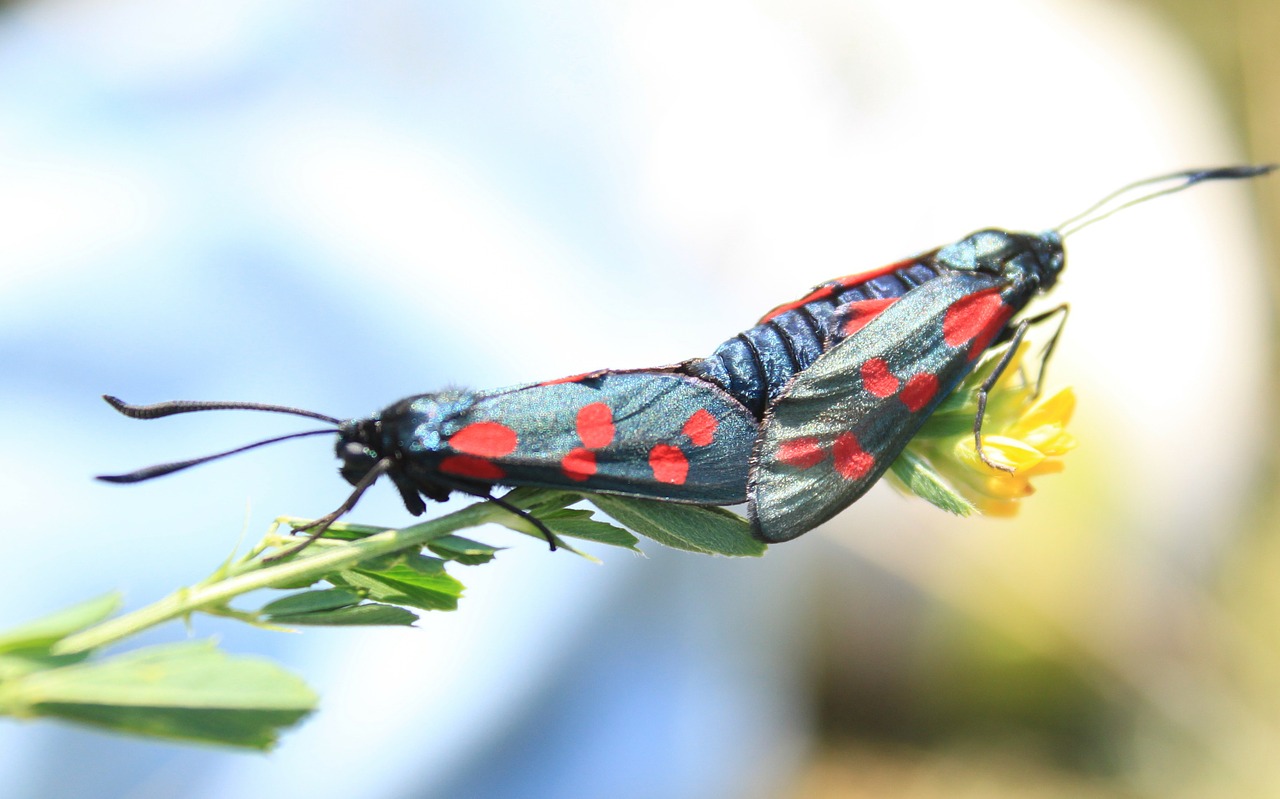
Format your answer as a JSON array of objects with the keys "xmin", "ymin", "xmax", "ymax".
[
  {"xmin": 1012, "ymin": 387, "xmax": 1076, "ymax": 433},
  {"xmin": 981, "ymin": 472, "xmax": 1035, "ymax": 500},
  {"xmin": 954, "ymin": 434, "xmax": 1046, "ymax": 473},
  {"xmin": 975, "ymin": 497, "xmax": 1023, "ymax": 517}
]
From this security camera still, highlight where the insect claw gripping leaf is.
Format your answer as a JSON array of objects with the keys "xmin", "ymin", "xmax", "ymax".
[{"xmin": 99, "ymin": 166, "xmax": 1273, "ymax": 547}]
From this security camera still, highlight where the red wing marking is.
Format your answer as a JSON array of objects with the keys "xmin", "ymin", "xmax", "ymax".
[
  {"xmin": 439, "ymin": 455, "xmax": 506, "ymax": 481},
  {"xmin": 449, "ymin": 422, "xmax": 518, "ymax": 457},
  {"xmin": 576, "ymin": 402, "xmax": 615, "ymax": 449},
  {"xmin": 861, "ymin": 358, "xmax": 900, "ymax": 398},
  {"xmin": 777, "ymin": 437, "xmax": 826, "ymax": 469},
  {"xmin": 648, "ymin": 444, "xmax": 690, "ymax": 485},
  {"xmin": 899, "ymin": 373, "xmax": 939, "ymax": 412},
  {"xmin": 832, "ymin": 432, "xmax": 874, "ymax": 480},
  {"xmin": 943, "ymin": 289, "xmax": 1013, "ymax": 361},
  {"xmin": 760, "ymin": 286, "xmax": 840, "ymax": 324},
  {"xmin": 758, "ymin": 259, "xmax": 917, "ymax": 323},
  {"xmin": 540, "ymin": 371, "xmax": 593, "ymax": 386},
  {"xmin": 682, "ymin": 409, "xmax": 718, "ymax": 447},
  {"xmin": 561, "ymin": 447, "xmax": 597, "ymax": 481},
  {"xmin": 840, "ymin": 297, "xmax": 899, "ymax": 336},
  {"xmin": 967, "ymin": 306, "xmax": 1013, "ymax": 361},
  {"xmin": 942, "ymin": 290, "xmax": 1005, "ymax": 347}
]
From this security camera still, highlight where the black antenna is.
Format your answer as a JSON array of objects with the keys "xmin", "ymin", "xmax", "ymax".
[
  {"xmin": 1056, "ymin": 164, "xmax": 1276, "ymax": 237},
  {"xmin": 97, "ymin": 428, "xmax": 336, "ymax": 483},
  {"xmin": 103, "ymin": 395, "xmax": 341, "ymax": 425},
  {"xmin": 98, "ymin": 395, "xmax": 342, "ymax": 483}
]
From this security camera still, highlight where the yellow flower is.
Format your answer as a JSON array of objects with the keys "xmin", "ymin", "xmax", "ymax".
[{"xmin": 889, "ymin": 340, "xmax": 1077, "ymax": 516}]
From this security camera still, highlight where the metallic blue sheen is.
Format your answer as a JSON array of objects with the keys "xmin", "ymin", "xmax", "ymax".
[
  {"xmin": 329, "ymin": 227, "xmax": 1064, "ymax": 539},
  {"xmin": 378, "ymin": 372, "xmax": 758, "ymax": 504},
  {"xmin": 684, "ymin": 254, "xmax": 949, "ymax": 415},
  {"xmin": 748, "ymin": 229, "xmax": 1065, "ymax": 543}
]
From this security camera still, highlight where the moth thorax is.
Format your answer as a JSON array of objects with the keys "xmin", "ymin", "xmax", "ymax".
[{"xmin": 936, "ymin": 229, "xmax": 1064, "ymax": 291}]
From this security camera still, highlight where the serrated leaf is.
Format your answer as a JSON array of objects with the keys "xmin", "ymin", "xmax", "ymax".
[
  {"xmin": 0, "ymin": 641, "xmax": 315, "ymax": 750},
  {"xmin": 267, "ymin": 603, "xmax": 418, "ymax": 627},
  {"xmin": 259, "ymin": 589, "xmax": 362, "ymax": 616},
  {"xmin": 586, "ymin": 495, "xmax": 763, "ymax": 557},
  {"xmin": 427, "ymin": 535, "xmax": 502, "ymax": 565},
  {"xmin": 0, "ymin": 594, "xmax": 121, "ymax": 655},
  {"xmin": 890, "ymin": 451, "xmax": 975, "ymax": 516}
]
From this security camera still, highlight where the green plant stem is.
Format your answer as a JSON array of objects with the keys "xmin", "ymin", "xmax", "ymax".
[{"xmin": 52, "ymin": 502, "xmax": 502, "ymax": 656}]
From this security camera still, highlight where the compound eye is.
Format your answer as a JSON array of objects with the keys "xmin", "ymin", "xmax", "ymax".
[
  {"xmin": 341, "ymin": 442, "xmax": 372, "ymax": 462},
  {"xmin": 339, "ymin": 442, "xmax": 378, "ymax": 485}
]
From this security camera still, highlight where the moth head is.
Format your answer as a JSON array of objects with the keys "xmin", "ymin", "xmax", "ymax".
[
  {"xmin": 335, "ymin": 417, "xmax": 385, "ymax": 487},
  {"xmin": 935, "ymin": 229, "xmax": 1064, "ymax": 291}
]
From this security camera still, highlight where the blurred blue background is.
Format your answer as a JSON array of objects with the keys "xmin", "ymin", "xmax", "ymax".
[{"xmin": 2, "ymin": 2, "xmax": 1277, "ymax": 797}]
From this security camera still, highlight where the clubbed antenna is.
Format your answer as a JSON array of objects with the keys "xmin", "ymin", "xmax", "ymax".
[
  {"xmin": 97, "ymin": 394, "xmax": 341, "ymax": 483},
  {"xmin": 97, "ymin": 429, "xmax": 336, "ymax": 483},
  {"xmin": 1057, "ymin": 164, "xmax": 1276, "ymax": 237},
  {"xmin": 103, "ymin": 395, "xmax": 341, "ymax": 425}
]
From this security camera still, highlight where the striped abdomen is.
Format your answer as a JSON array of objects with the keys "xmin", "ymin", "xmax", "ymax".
[{"xmin": 683, "ymin": 255, "xmax": 944, "ymax": 416}]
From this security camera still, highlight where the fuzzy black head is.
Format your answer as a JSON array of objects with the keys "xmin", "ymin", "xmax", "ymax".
[
  {"xmin": 334, "ymin": 392, "xmax": 479, "ymax": 514},
  {"xmin": 335, "ymin": 417, "xmax": 384, "ymax": 486}
]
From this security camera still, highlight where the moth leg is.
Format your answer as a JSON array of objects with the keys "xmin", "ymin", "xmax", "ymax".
[
  {"xmin": 973, "ymin": 304, "xmax": 1070, "ymax": 471},
  {"xmin": 442, "ymin": 481, "xmax": 558, "ymax": 552},
  {"xmin": 973, "ymin": 320, "xmax": 1030, "ymax": 473},
  {"xmin": 483, "ymin": 492, "xmax": 558, "ymax": 552},
  {"xmin": 266, "ymin": 458, "xmax": 394, "ymax": 562},
  {"xmin": 1020, "ymin": 303, "xmax": 1070, "ymax": 398}
]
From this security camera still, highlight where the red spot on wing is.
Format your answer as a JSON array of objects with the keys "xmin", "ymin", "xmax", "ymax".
[
  {"xmin": 682, "ymin": 409, "xmax": 718, "ymax": 447},
  {"xmin": 758, "ymin": 259, "xmax": 917, "ymax": 323},
  {"xmin": 439, "ymin": 455, "xmax": 506, "ymax": 481},
  {"xmin": 561, "ymin": 447, "xmax": 597, "ymax": 481},
  {"xmin": 576, "ymin": 403, "xmax": 615, "ymax": 449},
  {"xmin": 942, "ymin": 289, "xmax": 1011, "ymax": 355},
  {"xmin": 861, "ymin": 358, "xmax": 901, "ymax": 398},
  {"xmin": 449, "ymin": 422, "xmax": 518, "ymax": 457},
  {"xmin": 967, "ymin": 306, "xmax": 1013, "ymax": 361},
  {"xmin": 900, "ymin": 373, "xmax": 940, "ymax": 412},
  {"xmin": 841, "ymin": 297, "xmax": 899, "ymax": 336},
  {"xmin": 777, "ymin": 437, "xmax": 825, "ymax": 469},
  {"xmin": 648, "ymin": 444, "xmax": 689, "ymax": 485},
  {"xmin": 832, "ymin": 432, "xmax": 874, "ymax": 480}
]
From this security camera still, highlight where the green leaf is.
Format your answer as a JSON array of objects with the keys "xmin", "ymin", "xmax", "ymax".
[
  {"xmin": 330, "ymin": 573, "xmax": 458, "ymax": 612},
  {"xmin": 500, "ymin": 487, "xmax": 583, "ymax": 514},
  {"xmin": 586, "ymin": 495, "xmax": 764, "ymax": 557},
  {"xmin": 498, "ymin": 488, "xmax": 640, "ymax": 551},
  {"xmin": 329, "ymin": 553, "xmax": 464, "ymax": 612},
  {"xmin": 258, "ymin": 589, "xmax": 362, "ymax": 616},
  {"xmin": 427, "ymin": 535, "xmax": 502, "ymax": 565},
  {"xmin": 0, "ymin": 594, "xmax": 122, "ymax": 655},
  {"xmin": 274, "ymin": 517, "xmax": 392, "ymax": 542},
  {"xmin": 890, "ymin": 451, "xmax": 975, "ymax": 516},
  {"xmin": 266, "ymin": 603, "xmax": 419, "ymax": 627},
  {"xmin": 0, "ymin": 641, "xmax": 315, "ymax": 750},
  {"xmin": 0, "ymin": 652, "xmax": 91, "ymax": 681},
  {"xmin": 540, "ymin": 508, "xmax": 640, "ymax": 551}
]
